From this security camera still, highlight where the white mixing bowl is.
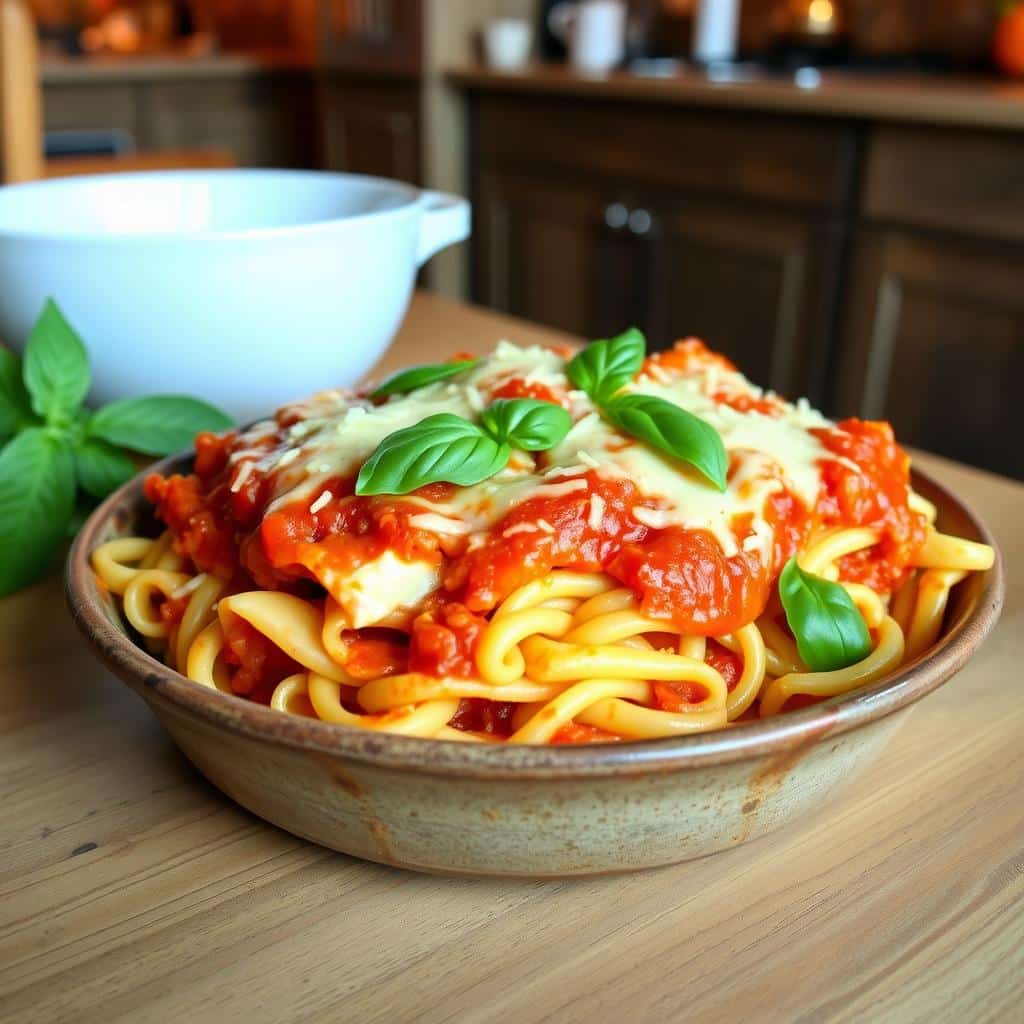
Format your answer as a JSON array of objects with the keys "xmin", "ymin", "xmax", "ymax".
[{"xmin": 0, "ymin": 170, "xmax": 470, "ymax": 422}]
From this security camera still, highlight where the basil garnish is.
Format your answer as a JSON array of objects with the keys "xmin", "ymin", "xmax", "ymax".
[
  {"xmin": 778, "ymin": 558, "xmax": 873, "ymax": 672},
  {"xmin": 0, "ymin": 428, "xmax": 75, "ymax": 595},
  {"xmin": 605, "ymin": 393, "xmax": 728, "ymax": 492},
  {"xmin": 480, "ymin": 398, "xmax": 572, "ymax": 451},
  {"xmin": 0, "ymin": 299, "xmax": 233, "ymax": 595},
  {"xmin": 370, "ymin": 360, "xmax": 479, "ymax": 400},
  {"xmin": 565, "ymin": 327, "xmax": 645, "ymax": 404},
  {"xmin": 356, "ymin": 413, "xmax": 510, "ymax": 496},
  {"xmin": 88, "ymin": 395, "xmax": 232, "ymax": 456}
]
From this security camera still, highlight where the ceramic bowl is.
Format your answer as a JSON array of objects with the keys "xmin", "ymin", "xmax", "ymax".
[
  {"xmin": 66, "ymin": 457, "xmax": 1003, "ymax": 877},
  {"xmin": 0, "ymin": 170, "xmax": 470, "ymax": 422}
]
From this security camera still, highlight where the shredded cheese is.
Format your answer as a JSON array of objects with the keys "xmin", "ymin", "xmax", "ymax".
[
  {"xmin": 309, "ymin": 490, "xmax": 333, "ymax": 514},
  {"xmin": 171, "ymin": 573, "xmax": 208, "ymax": 600},
  {"xmin": 588, "ymin": 495, "xmax": 605, "ymax": 530},
  {"xmin": 408, "ymin": 513, "xmax": 472, "ymax": 536},
  {"xmin": 230, "ymin": 460, "xmax": 256, "ymax": 493}
]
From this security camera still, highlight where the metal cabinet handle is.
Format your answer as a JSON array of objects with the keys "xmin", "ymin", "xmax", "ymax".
[
  {"xmin": 604, "ymin": 202, "xmax": 629, "ymax": 230},
  {"xmin": 628, "ymin": 208, "xmax": 653, "ymax": 236}
]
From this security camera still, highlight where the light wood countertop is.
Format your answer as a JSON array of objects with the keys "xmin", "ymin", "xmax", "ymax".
[
  {"xmin": 1, "ymin": 292, "xmax": 1021, "ymax": 1022},
  {"xmin": 450, "ymin": 63, "xmax": 1024, "ymax": 133}
]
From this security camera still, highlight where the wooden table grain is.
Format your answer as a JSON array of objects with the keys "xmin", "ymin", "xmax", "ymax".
[{"xmin": 1, "ymin": 292, "xmax": 1021, "ymax": 1024}]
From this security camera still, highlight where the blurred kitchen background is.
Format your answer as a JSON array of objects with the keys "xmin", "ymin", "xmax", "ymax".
[{"xmin": 8, "ymin": 0, "xmax": 1024, "ymax": 478}]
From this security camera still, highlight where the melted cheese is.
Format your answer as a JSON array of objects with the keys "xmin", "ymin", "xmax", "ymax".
[{"xmin": 245, "ymin": 340, "xmax": 844, "ymax": 619}]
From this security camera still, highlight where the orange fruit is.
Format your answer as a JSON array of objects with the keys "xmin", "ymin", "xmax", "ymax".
[{"xmin": 994, "ymin": 3, "xmax": 1024, "ymax": 76}]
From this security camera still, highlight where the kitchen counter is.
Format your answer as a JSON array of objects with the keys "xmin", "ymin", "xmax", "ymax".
[
  {"xmin": 41, "ymin": 48, "xmax": 311, "ymax": 85},
  {"xmin": 1, "ymin": 292, "xmax": 1021, "ymax": 1022},
  {"xmin": 450, "ymin": 63, "xmax": 1024, "ymax": 133}
]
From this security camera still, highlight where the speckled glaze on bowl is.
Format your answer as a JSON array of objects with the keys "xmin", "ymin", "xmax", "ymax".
[{"xmin": 66, "ymin": 455, "xmax": 1003, "ymax": 877}]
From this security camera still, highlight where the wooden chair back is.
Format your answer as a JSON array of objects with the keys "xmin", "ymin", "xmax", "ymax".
[{"xmin": 0, "ymin": 0, "xmax": 43, "ymax": 183}]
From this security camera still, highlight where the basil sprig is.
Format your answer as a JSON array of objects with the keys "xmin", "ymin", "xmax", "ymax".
[
  {"xmin": 369, "ymin": 359, "xmax": 479, "ymax": 400},
  {"xmin": 778, "ymin": 558, "xmax": 873, "ymax": 672},
  {"xmin": 568, "ymin": 328, "xmax": 728, "ymax": 492},
  {"xmin": 356, "ymin": 398, "xmax": 572, "ymax": 496},
  {"xmin": 605, "ymin": 393, "xmax": 728, "ymax": 491},
  {"xmin": 566, "ymin": 327, "xmax": 645, "ymax": 404},
  {"xmin": 480, "ymin": 398, "xmax": 572, "ymax": 451},
  {"xmin": 356, "ymin": 413, "xmax": 509, "ymax": 495},
  {"xmin": 0, "ymin": 299, "xmax": 233, "ymax": 596}
]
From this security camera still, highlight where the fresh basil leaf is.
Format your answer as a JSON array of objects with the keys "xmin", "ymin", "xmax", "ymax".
[
  {"xmin": 88, "ymin": 395, "xmax": 233, "ymax": 456},
  {"xmin": 605, "ymin": 393, "xmax": 728, "ymax": 492},
  {"xmin": 0, "ymin": 347, "xmax": 35, "ymax": 440},
  {"xmin": 480, "ymin": 398, "xmax": 572, "ymax": 451},
  {"xmin": 0, "ymin": 427, "xmax": 76, "ymax": 595},
  {"xmin": 370, "ymin": 360, "xmax": 479, "ymax": 400},
  {"xmin": 75, "ymin": 438, "xmax": 138, "ymax": 500},
  {"xmin": 67, "ymin": 497, "xmax": 97, "ymax": 539},
  {"xmin": 779, "ymin": 558, "xmax": 873, "ymax": 673},
  {"xmin": 565, "ymin": 328, "xmax": 645, "ymax": 403},
  {"xmin": 23, "ymin": 299, "xmax": 91, "ymax": 424},
  {"xmin": 356, "ymin": 413, "xmax": 510, "ymax": 496}
]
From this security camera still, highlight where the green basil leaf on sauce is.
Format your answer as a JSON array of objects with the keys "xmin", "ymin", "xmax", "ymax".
[
  {"xmin": 604, "ymin": 393, "xmax": 728, "ymax": 492},
  {"xmin": 0, "ymin": 347, "xmax": 36, "ymax": 440},
  {"xmin": 480, "ymin": 398, "xmax": 572, "ymax": 451},
  {"xmin": 369, "ymin": 360, "xmax": 480, "ymax": 400},
  {"xmin": 565, "ymin": 328, "xmax": 645, "ymax": 404},
  {"xmin": 88, "ymin": 395, "xmax": 233, "ymax": 456},
  {"xmin": 778, "ymin": 558, "xmax": 873, "ymax": 672},
  {"xmin": 356, "ymin": 413, "xmax": 510, "ymax": 496}
]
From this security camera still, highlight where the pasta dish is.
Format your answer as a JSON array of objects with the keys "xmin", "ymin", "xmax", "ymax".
[{"xmin": 92, "ymin": 333, "xmax": 994, "ymax": 744}]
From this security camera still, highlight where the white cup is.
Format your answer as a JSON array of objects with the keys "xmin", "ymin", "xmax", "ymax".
[
  {"xmin": 548, "ymin": 0, "xmax": 626, "ymax": 75},
  {"xmin": 483, "ymin": 18, "xmax": 532, "ymax": 71}
]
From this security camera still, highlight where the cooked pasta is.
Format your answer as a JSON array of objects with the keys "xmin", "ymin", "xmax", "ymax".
[{"xmin": 92, "ymin": 337, "xmax": 994, "ymax": 744}]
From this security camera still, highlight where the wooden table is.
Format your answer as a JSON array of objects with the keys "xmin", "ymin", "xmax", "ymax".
[{"xmin": 1, "ymin": 293, "xmax": 1021, "ymax": 1023}]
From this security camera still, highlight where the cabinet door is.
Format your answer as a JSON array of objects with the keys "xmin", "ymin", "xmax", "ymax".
[
  {"xmin": 836, "ymin": 229, "xmax": 1024, "ymax": 479},
  {"xmin": 658, "ymin": 200, "xmax": 837, "ymax": 399},
  {"xmin": 475, "ymin": 170, "xmax": 659, "ymax": 340},
  {"xmin": 320, "ymin": 77, "xmax": 421, "ymax": 184}
]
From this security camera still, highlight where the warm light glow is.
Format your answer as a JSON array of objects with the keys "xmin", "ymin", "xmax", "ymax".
[{"xmin": 808, "ymin": 0, "xmax": 835, "ymax": 24}]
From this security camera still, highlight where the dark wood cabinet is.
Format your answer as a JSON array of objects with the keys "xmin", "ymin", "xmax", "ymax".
[
  {"xmin": 461, "ymin": 86, "xmax": 1024, "ymax": 477},
  {"xmin": 836, "ymin": 228, "xmax": 1024, "ymax": 479},
  {"xmin": 319, "ymin": 76, "xmax": 422, "ymax": 184},
  {"xmin": 470, "ymin": 94, "xmax": 850, "ymax": 404}
]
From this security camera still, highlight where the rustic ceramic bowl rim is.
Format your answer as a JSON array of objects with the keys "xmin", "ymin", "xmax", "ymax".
[{"xmin": 66, "ymin": 455, "xmax": 1004, "ymax": 781}]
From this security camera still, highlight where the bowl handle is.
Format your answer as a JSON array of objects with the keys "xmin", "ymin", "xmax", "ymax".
[{"xmin": 417, "ymin": 190, "xmax": 471, "ymax": 266}]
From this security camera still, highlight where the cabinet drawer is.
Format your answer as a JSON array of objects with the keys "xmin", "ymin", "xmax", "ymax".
[
  {"xmin": 863, "ymin": 125, "xmax": 1024, "ymax": 243},
  {"xmin": 476, "ymin": 95, "xmax": 849, "ymax": 210}
]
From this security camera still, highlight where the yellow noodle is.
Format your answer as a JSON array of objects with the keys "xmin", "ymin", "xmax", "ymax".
[
  {"xmin": 475, "ymin": 607, "xmax": 574, "ymax": 683},
  {"xmin": 578, "ymin": 696, "xmax": 727, "ymax": 738},
  {"xmin": 357, "ymin": 674, "xmax": 565, "ymax": 713},
  {"xmin": 572, "ymin": 587, "xmax": 637, "ymax": 624},
  {"xmin": 122, "ymin": 570, "xmax": 190, "ymax": 639},
  {"xmin": 759, "ymin": 616, "xmax": 905, "ymax": 717},
  {"xmin": 185, "ymin": 620, "xmax": 233, "ymax": 694},
  {"xmin": 890, "ymin": 571, "xmax": 920, "ymax": 635},
  {"xmin": 904, "ymin": 569, "xmax": 968, "ymax": 662},
  {"xmin": 800, "ymin": 528, "xmax": 880, "ymax": 576},
  {"xmin": 908, "ymin": 491, "xmax": 937, "ymax": 523},
  {"xmin": 174, "ymin": 575, "xmax": 227, "ymax": 670},
  {"xmin": 270, "ymin": 672, "xmax": 316, "ymax": 717},
  {"xmin": 306, "ymin": 673, "xmax": 458, "ymax": 736},
  {"xmin": 495, "ymin": 572, "xmax": 610, "ymax": 616},
  {"xmin": 724, "ymin": 623, "xmax": 767, "ymax": 721},
  {"xmin": 91, "ymin": 538, "xmax": 155, "ymax": 595},
  {"xmin": 218, "ymin": 592, "xmax": 353, "ymax": 683},
  {"xmin": 915, "ymin": 529, "xmax": 995, "ymax": 572},
  {"xmin": 509, "ymin": 679, "xmax": 652, "ymax": 744}
]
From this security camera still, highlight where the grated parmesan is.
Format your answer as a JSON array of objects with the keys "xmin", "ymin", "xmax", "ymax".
[
  {"xmin": 276, "ymin": 447, "xmax": 301, "ymax": 467},
  {"xmin": 577, "ymin": 450, "xmax": 601, "ymax": 469},
  {"xmin": 408, "ymin": 513, "xmax": 472, "ymax": 536},
  {"xmin": 588, "ymin": 495, "xmax": 605, "ymax": 530},
  {"xmin": 532, "ymin": 479, "xmax": 589, "ymax": 499},
  {"xmin": 543, "ymin": 463, "xmax": 587, "ymax": 479},
  {"xmin": 171, "ymin": 573, "xmax": 208, "ymax": 600},
  {"xmin": 502, "ymin": 522, "xmax": 541, "ymax": 538},
  {"xmin": 309, "ymin": 490, "xmax": 333, "ymax": 514},
  {"xmin": 631, "ymin": 507, "xmax": 673, "ymax": 529},
  {"xmin": 230, "ymin": 460, "xmax": 256, "ymax": 493},
  {"xmin": 536, "ymin": 519, "xmax": 556, "ymax": 534}
]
